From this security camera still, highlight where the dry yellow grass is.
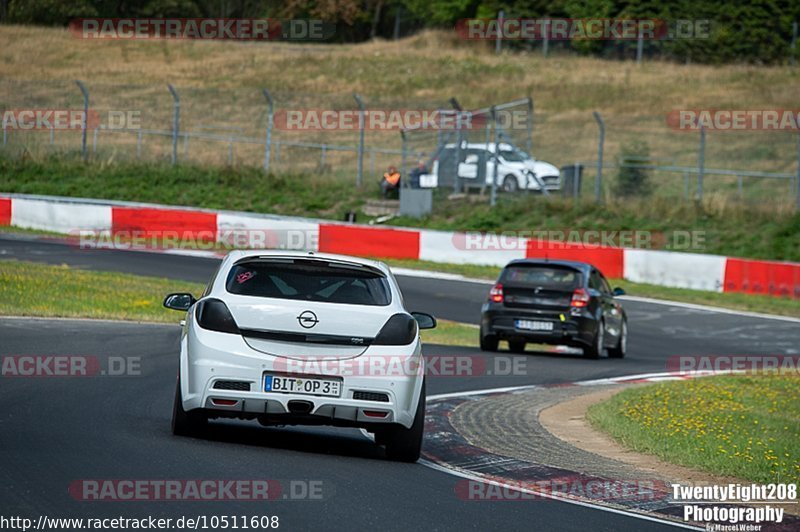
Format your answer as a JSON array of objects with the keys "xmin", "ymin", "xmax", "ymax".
[{"xmin": 1, "ymin": 25, "xmax": 798, "ymax": 189}]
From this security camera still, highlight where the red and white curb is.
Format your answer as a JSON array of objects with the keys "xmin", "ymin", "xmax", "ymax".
[
  {"xmin": 1, "ymin": 192, "xmax": 799, "ymax": 299},
  {"xmin": 420, "ymin": 370, "xmax": 793, "ymax": 531}
]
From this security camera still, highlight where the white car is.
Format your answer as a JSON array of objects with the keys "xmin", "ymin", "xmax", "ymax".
[
  {"xmin": 164, "ymin": 250, "xmax": 435, "ymax": 462},
  {"xmin": 425, "ymin": 142, "xmax": 561, "ymax": 193}
]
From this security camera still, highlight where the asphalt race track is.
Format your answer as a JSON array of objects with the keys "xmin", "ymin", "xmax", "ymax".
[{"xmin": 1, "ymin": 234, "xmax": 798, "ymax": 531}]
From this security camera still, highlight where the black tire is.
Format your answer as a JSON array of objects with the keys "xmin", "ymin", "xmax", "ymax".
[
  {"xmin": 479, "ymin": 332, "xmax": 499, "ymax": 352},
  {"xmin": 508, "ymin": 340, "xmax": 526, "ymax": 353},
  {"xmin": 502, "ymin": 175, "xmax": 519, "ymax": 193},
  {"xmin": 583, "ymin": 320, "xmax": 605, "ymax": 359},
  {"xmin": 171, "ymin": 375, "xmax": 207, "ymax": 436},
  {"xmin": 383, "ymin": 380, "xmax": 426, "ymax": 462},
  {"xmin": 608, "ymin": 319, "xmax": 627, "ymax": 359}
]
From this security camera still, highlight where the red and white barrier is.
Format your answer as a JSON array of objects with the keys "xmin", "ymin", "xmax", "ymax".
[
  {"xmin": 624, "ymin": 250, "xmax": 726, "ymax": 293},
  {"xmin": 0, "ymin": 193, "xmax": 798, "ymax": 299},
  {"xmin": 11, "ymin": 197, "xmax": 111, "ymax": 233}
]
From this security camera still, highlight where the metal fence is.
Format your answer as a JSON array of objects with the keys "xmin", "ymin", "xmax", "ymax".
[{"xmin": 1, "ymin": 78, "xmax": 798, "ymax": 210}]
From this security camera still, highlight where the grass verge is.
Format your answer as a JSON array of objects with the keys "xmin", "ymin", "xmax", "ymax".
[
  {"xmin": 0, "ymin": 260, "xmax": 202, "ymax": 323},
  {"xmin": 0, "ymin": 260, "xmax": 478, "ymax": 346},
  {"xmin": 0, "ymin": 229, "xmax": 797, "ymax": 319},
  {"xmin": 587, "ymin": 375, "xmax": 800, "ymax": 484}
]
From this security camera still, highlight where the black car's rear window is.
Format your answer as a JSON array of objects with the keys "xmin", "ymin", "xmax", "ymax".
[
  {"xmin": 225, "ymin": 259, "xmax": 391, "ymax": 306},
  {"xmin": 501, "ymin": 265, "xmax": 582, "ymax": 290}
]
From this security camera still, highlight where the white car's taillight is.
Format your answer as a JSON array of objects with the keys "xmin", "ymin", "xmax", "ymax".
[{"xmin": 196, "ymin": 298, "xmax": 240, "ymax": 334}]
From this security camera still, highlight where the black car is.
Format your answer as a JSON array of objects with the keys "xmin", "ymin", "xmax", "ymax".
[{"xmin": 479, "ymin": 259, "xmax": 627, "ymax": 358}]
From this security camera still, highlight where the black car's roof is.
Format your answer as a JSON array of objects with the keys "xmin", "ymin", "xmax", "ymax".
[{"xmin": 503, "ymin": 259, "xmax": 593, "ymax": 273}]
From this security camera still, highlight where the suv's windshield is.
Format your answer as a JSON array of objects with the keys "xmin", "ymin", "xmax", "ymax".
[
  {"xmin": 499, "ymin": 147, "xmax": 530, "ymax": 162},
  {"xmin": 226, "ymin": 259, "xmax": 391, "ymax": 306},
  {"xmin": 501, "ymin": 266, "xmax": 582, "ymax": 290}
]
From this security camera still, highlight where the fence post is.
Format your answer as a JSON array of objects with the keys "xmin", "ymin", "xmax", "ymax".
[
  {"xmin": 636, "ymin": 27, "xmax": 644, "ymax": 64},
  {"xmin": 483, "ymin": 114, "xmax": 492, "ymax": 196},
  {"xmin": 490, "ymin": 106, "xmax": 499, "ymax": 207},
  {"xmin": 697, "ymin": 125, "xmax": 705, "ymax": 201},
  {"xmin": 454, "ymin": 118, "xmax": 463, "ymax": 194},
  {"xmin": 573, "ymin": 162, "xmax": 580, "ymax": 199},
  {"xmin": 526, "ymin": 95, "xmax": 534, "ymax": 155},
  {"xmin": 542, "ymin": 20, "xmax": 549, "ymax": 57},
  {"xmin": 75, "ymin": 80, "xmax": 89, "ymax": 160},
  {"xmin": 136, "ymin": 130, "xmax": 143, "ymax": 159},
  {"xmin": 393, "ymin": 5, "xmax": 402, "ymax": 40},
  {"xmin": 262, "ymin": 89, "xmax": 274, "ymax": 172},
  {"xmin": 795, "ymin": 131, "xmax": 800, "ymax": 210},
  {"xmin": 592, "ymin": 111, "xmax": 605, "ymax": 203},
  {"xmin": 92, "ymin": 126, "xmax": 101, "ymax": 153},
  {"xmin": 354, "ymin": 93, "xmax": 365, "ymax": 187},
  {"xmin": 167, "ymin": 84, "xmax": 180, "ymax": 165},
  {"xmin": 400, "ymin": 131, "xmax": 408, "ymax": 189},
  {"xmin": 496, "ymin": 11, "xmax": 504, "ymax": 54}
]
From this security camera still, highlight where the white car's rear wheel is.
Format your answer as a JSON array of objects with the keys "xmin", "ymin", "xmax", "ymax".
[
  {"xmin": 382, "ymin": 380, "xmax": 426, "ymax": 462},
  {"xmin": 171, "ymin": 375, "xmax": 207, "ymax": 436}
]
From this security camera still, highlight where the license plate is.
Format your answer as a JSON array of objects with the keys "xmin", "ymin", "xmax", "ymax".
[
  {"xmin": 515, "ymin": 320, "xmax": 554, "ymax": 331},
  {"xmin": 264, "ymin": 375, "xmax": 342, "ymax": 397}
]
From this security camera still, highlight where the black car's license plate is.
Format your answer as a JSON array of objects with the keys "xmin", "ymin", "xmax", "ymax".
[{"xmin": 515, "ymin": 320, "xmax": 554, "ymax": 331}]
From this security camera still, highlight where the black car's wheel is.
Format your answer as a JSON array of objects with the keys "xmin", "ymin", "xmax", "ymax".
[
  {"xmin": 479, "ymin": 331, "xmax": 499, "ymax": 352},
  {"xmin": 502, "ymin": 175, "xmax": 519, "ymax": 193},
  {"xmin": 608, "ymin": 319, "xmax": 627, "ymax": 359},
  {"xmin": 508, "ymin": 340, "xmax": 526, "ymax": 353},
  {"xmin": 171, "ymin": 375, "xmax": 207, "ymax": 436},
  {"xmin": 583, "ymin": 320, "xmax": 605, "ymax": 359},
  {"xmin": 382, "ymin": 380, "xmax": 426, "ymax": 463}
]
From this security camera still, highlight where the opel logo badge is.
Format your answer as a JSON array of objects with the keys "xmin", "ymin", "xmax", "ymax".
[{"xmin": 297, "ymin": 310, "xmax": 319, "ymax": 329}]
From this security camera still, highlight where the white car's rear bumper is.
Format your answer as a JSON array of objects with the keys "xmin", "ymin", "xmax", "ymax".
[{"xmin": 179, "ymin": 325, "xmax": 425, "ymax": 429}]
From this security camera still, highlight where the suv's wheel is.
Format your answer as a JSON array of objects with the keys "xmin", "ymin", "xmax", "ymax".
[
  {"xmin": 171, "ymin": 375, "xmax": 207, "ymax": 436},
  {"xmin": 479, "ymin": 329, "xmax": 499, "ymax": 352},
  {"xmin": 508, "ymin": 340, "xmax": 526, "ymax": 353},
  {"xmin": 502, "ymin": 175, "xmax": 519, "ymax": 193},
  {"xmin": 382, "ymin": 380, "xmax": 426, "ymax": 462},
  {"xmin": 608, "ymin": 319, "xmax": 627, "ymax": 359},
  {"xmin": 583, "ymin": 320, "xmax": 605, "ymax": 359}
]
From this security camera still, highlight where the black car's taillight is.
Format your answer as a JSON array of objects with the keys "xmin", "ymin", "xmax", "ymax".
[
  {"xmin": 570, "ymin": 288, "xmax": 591, "ymax": 308},
  {"xmin": 373, "ymin": 313, "xmax": 417, "ymax": 345},
  {"xmin": 489, "ymin": 283, "xmax": 504, "ymax": 303},
  {"xmin": 196, "ymin": 298, "xmax": 240, "ymax": 334}
]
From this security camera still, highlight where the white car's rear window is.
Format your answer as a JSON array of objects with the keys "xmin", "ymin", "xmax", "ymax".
[{"xmin": 225, "ymin": 259, "xmax": 391, "ymax": 306}]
